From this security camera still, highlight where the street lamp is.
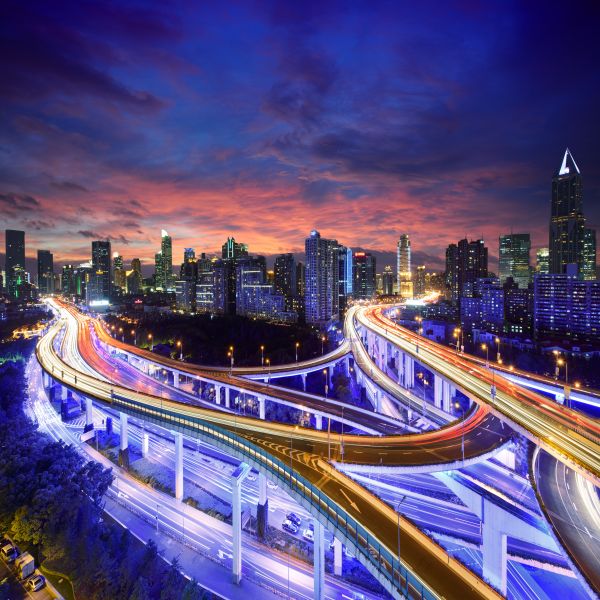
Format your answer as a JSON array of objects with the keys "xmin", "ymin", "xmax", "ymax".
[
  {"xmin": 323, "ymin": 368, "xmax": 329, "ymax": 399},
  {"xmin": 321, "ymin": 335, "xmax": 326, "ymax": 356},
  {"xmin": 119, "ymin": 327, "xmax": 123, "ymax": 342},
  {"xmin": 176, "ymin": 340, "xmax": 183, "ymax": 361},
  {"xmin": 148, "ymin": 333, "xmax": 153, "ymax": 352},
  {"xmin": 260, "ymin": 345, "xmax": 265, "ymax": 367},
  {"xmin": 422, "ymin": 378, "xmax": 429, "ymax": 418},
  {"xmin": 455, "ymin": 401, "xmax": 465, "ymax": 464},
  {"xmin": 556, "ymin": 356, "xmax": 570, "ymax": 408},
  {"xmin": 453, "ymin": 327, "xmax": 463, "ymax": 354},
  {"xmin": 495, "ymin": 336, "xmax": 502, "ymax": 364},
  {"xmin": 396, "ymin": 495, "xmax": 407, "ymax": 589},
  {"xmin": 131, "ymin": 329, "xmax": 136, "ymax": 346},
  {"xmin": 266, "ymin": 358, "xmax": 271, "ymax": 386},
  {"xmin": 228, "ymin": 346, "xmax": 234, "ymax": 376},
  {"xmin": 415, "ymin": 316, "xmax": 422, "ymax": 354},
  {"xmin": 481, "ymin": 343, "xmax": 489, "ymax": 368},
  {"xmin": 295, "ymin": 341, "xmax": 300, "ymax": 363}
]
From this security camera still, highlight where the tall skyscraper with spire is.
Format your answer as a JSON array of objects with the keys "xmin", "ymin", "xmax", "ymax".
[
  {"xmin": 396, "ymin": 234, "xmax": 413, "ymax": 298},
  {"xmin": 549, "ymin": 148, "xmax": 591, "ymax": 277},
  {"xmin": 155, "ymin": 230, "xmax": 174, "ymax": 291}
]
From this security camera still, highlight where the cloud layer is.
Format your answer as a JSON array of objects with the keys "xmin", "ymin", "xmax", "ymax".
[{"xmin": 1, "ymin": 0, "xmax": 600, "ymax": 272}]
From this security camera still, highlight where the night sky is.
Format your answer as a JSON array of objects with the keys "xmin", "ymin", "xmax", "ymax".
[{"xmin": 2, "ymin": 1, "xmax": 600, "ymax": 272}]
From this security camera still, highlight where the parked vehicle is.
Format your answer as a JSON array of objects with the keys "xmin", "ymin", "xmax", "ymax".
[
  {"xmin": 15, "ymin": 552, "xmax": 35, "ymax": 580},
  {"xmin": 302, "ymin": 528, "xmax": 314, "ymax": 542},
  {"xmin": 27, "ymin": 575, "xmax": 46, "ymax": 592},
  {"xmin": 267, "ymin": 480, "xmax": 278, "ymax": 490},
  {"xmin": 0, "ymin": 543, "xmax": 17, "ymax": 563},
  {"xmin": 286, "ymin": 512, "xmax": 302, "ymax": 526},
  {"xmin": 282, "ymin": 519, "xmax": 298, "ymax": 534}
]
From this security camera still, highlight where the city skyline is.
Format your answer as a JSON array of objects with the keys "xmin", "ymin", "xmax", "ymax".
[{"xmin": 2, "ymin": 2, "xmax": 600, "ymax": 270}]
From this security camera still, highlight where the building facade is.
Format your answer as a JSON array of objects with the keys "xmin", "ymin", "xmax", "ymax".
[
  {"xmin": 37, "ymin": 250, "xmax": 54, "ymax": 294},
  {"xmin": 304, "ymin": 230, "xmax": 339, "ymax": 324},
  {"xmin": 498, "ymin": 234, "xmax": 531, "ymax": 288}
]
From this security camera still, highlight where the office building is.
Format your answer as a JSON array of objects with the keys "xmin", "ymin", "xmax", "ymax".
[
  {"xmin": 87, "ymin": 240, "xmax": 111, "ymax": 305},
  {"xmin": 446, "ymin": 238, "xmax": 488, "ymax": 303},
  {"xmin": 503, "ymin": 277, "xmax": 533, "ymax": 336},
  {"xmin": 549, "ymin": 148, "xmax": 586, "ymax": 275},
  {"xmin": 414, "ymin": 265, "xmax": 426, "ymax": 297},
  {"xmin": 304, "ymin": 230, "xmax": 339, "ymax": 324},
  {"xmin": 382, "ymin": 265, "xmax": 394, "ymax": 295},
  {"xmin": 155, "ymin": 230, "xmax": 174, "ymax": 291},
  {"xmin": 5, "ymin": 229, "xmax": 25, "ymax": 299},
  {"xmin": 534, "ymin": 267, "xmax": 600, "ymax": 343},
  {"xmin": 176, "ymin": 249, "xmax": 199, "ymax": 311},
  {"xmin": 222, "ymin": 237, "xmax": 248, "ymax": 260},
  {"xmin": 353, "ymin": 251, "xmax": 376, "ymax": 300},
  {"xmin": 536, "ymin": 248, "xmax": 550, "ymax": 274},
  {"xmin": 582, "ymin": 228, "xmax": 597, "ymax": 281},
  {"xmin": 113, "ymin": 253, "xmax": 126, "ymax": 291},
  {"xmin": 397, "ymin": 234, "xmax": 413, "ymax": 298},
  {"xmin": 61, "ymin": 265, "xmax": 75, "ymax": 296},
  {"xmin": 498, "ymin": 234, "xmax": 531, "ymax": 288},
  {"xmin": 37, "ymin": 250, "xmax": 54, "ymax": 294},
  {"xmin": 274, "ymin": 253, "xmax": 297, "ymax": 310},
  {"xmin": 196, "ymin": 255, "xmax": 214, "ymax": 313},
  {"xmin": 460, "ymin": 277, "xmax": 504, "ymax": 334},
  {"xmin": 337, "ymin": 245, "xmax": 353, "ymax": 312}
]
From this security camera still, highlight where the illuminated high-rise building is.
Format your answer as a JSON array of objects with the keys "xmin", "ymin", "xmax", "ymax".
[
  {"xmin": 549, "ymin": 148, "xmax": 586, "ymax": 276},
  {"xmin": 498, "ymin": 234, "xmax": 531, "ymax": 288},
  {"xmin": 88, "ymin": 240, "xmax": 111, "ymax": 304},
  {"xmin": 274, "ymin": 253, "xmax": 297, "ymax": 310},
  {"xmin": 113, "ymin": 252, "xmax": 126, "ymax": 291},
  {"xmin": 337, "ymin": 245, "xmax": 353, "ymax": 312},
  {"xmin": 445, "ymin": 238, "xmax": 488, "ymax": 304},
  {"xmin": 5, "ymin": 229, "xmax": 25, "ymax": 299},
  {"xmin": 37, "ymin": 249, "xmax": 54, "ymax": 294},
  {"xmin": 154, "ymin": 229, "xmax": 174, "ymax": 291},
  {"xmin": 536, "ymin": 248, "xmax": 550, "ymax": 274},
  {"xmin": 382, "ymin": 265, "xmax": 394, "ymax": 295},
  {"xmin": 304, "ymin": 230, "xmax": 339, "ymax": 324},
  {"xmin": 397, "ymin": 234, "xmax": 413, "ymax": 298},
  {"xmin": 414, "ymin": 265, "xmax": 426, "ymax": 297},
  {"xmin": 582, "ymin": 228, "xmax": 597, "ymax": 281},
  {"xmin": 353, "ymin": 251, "xmax": 376, "ymax": 299}
]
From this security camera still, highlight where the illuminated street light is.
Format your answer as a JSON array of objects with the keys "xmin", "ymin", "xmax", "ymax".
[
  {"xmin": 260, "ymin": 345, "xmax": 265, "ymax": 367},
  {"xmin": 455, "ymin": 401, "xmax": 465, "ymax": 464},
  {"xmin": 176, "ymin": 340, "xmax": 183, "ymax": 361},
  {"xmin": 495, "ymin": 336, "xmax": 501, "ymax": 364},
  {"xmin": 295, "ymin": 341, "xmax": 300, "ymax": 363},
  {"xmin": 323, "ymin": 368, "xmax": 328, "ymax": 399},
  {"xmin": 481, "ymin": 343, "xmax": 489, "ymax": 368},
  {"xmin": 148, "ymin": 333, "xmax": 153, "ymax": 351}
]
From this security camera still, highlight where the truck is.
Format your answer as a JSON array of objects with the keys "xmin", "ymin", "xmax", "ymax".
[{"xmin": 14, "ymin": 552, "xmax": 35, "ymax": 580}]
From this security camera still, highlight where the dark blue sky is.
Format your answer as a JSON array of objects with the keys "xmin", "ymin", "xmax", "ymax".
[{"xmin": 1, "ymin": 0, "xmax": 599, "ymax": 271}]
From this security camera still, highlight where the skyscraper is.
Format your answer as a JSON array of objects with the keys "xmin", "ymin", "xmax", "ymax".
[
  {"xmin": 397, "ymin": 234, "xmax": 413, "ymax": 298},
  {"xmin": 304, "ymin": 230, "xmax": 339, "ymax": 324},
  {"xmin": 113, "ymin": 252, "xmax": 126, "ymax": 291},
  {"xmin": 37, "ymin": 249, "xmax": 54, "ymax": 294},
  {"xmin": 445, "ymin": 238, "xmax": 488, "ymax": 303},
  {"xmin": 414, "ymin": 265, "xmax": 426, "ymax": 297},
  {"xmin": 222, "ymin": 237, "xmax": 248, "ymax": 259},
  {"xmin": 274, "ymin": 253, "xmax": 297, "ymax": 309},
  {"xmin": 498, "ymin": 234, "xmax": 531, "ymax": 288},
  {"xmin": 155, "ymin": 230, "xmax": 174, "ymax": 291},
  {"xmin": 88, "ymin": 240, "xmax": 111, "ymax": 304},
  {"xmin": 549, "ymin": 148, "xmax": 586, "ymax": 276},
  {"xmin": 353, "ymin": 252, "xmax": 376, "ymax": 299},
  {"xmin": 5, "ymin": 229, "xmax": 25, "ymax": 299},
  {"xmin": 382, "ymin": 265, "xmax": 394, "ymax": 295},
  {"xmin": 337, "ymin": 245, "xmax": 353, "ymax": 313},
  {"xmin": 536, "ymin": 248, "xmax": 550, "ymax": 274},
  {"xmin": 582, "ymin": 228, "xmax": 597, "ymax": 281}
]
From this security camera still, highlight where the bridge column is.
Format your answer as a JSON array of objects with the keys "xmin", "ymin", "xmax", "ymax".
[
  {"xmin": 374, "ymin": 389, "xmax": 381, "ymax": 413},
  {"xmin": 333, "ymin": 537, "xmax": 343, "ymax": 577},
  {"xmin": 141, "ymin": 431, "xmax": 149, "ymax": 457},
  {"xmin": 343, "ymin": 356, "xmax": 350, "ymax": 376},
  {"xmin": 482, "ymin": 507, "xmax": 508, "ymax": 595},
  {"xmin": 42, "ymin": 371, "xmax": 51, "ymax": 388},
  {"xmin": 328, "ymin": 365, "xmax": 333, "ymax": 388},
  {"xmin": 257, "ymin": 472, "xmax": 268, "ymax": 540},
  {"xmin": 174, "ymin": 432, "xmax": 184, "ymax": 501},
  {"xmin": 442, "ymin": 381, "xmax": 452, "ymax": 412},
  {"xmin": 258, "ymin": 396, "xmax": 266, "ymax": 420},
  {"xmin": 315, "ymin": 414, "xmax": 323, "ymax": 430},
  {"xmin": 231, "ymin": 463, "xmax": 250, "ymax": 584},
  {"xmin": 433, "ymin": 375, "xmax": 443, "ymax": 409},
  {"xmin": 301, "ymin": 373, "xmax": 307, "ymax": 391},
  {"xmin": 84, "ymin": 398, "xmax": 94, "ymax": 431},
  {"xmin": 173, "ymin": 371, "xmax": 180, "ymax": 388},
  {"xmin": 60, "ymin": 384, "xmax": 68, "ymax": 401},
  {"xmin": 224, "ymin": 387, "xmax": 230, "ymax": 408},
  {"xmin": 404, "ymin": 355, "xmax": 414, "ymax": 388},
  {"xmin": 314, "ymin": 521, "xmax": 325, "ymax": 599},
  {"xmin": 397, "ymin": 351, "xmax": 404, "ymax": 384},
  {"xmin": 119, "ymin": 412, "xmax": 129, "ymax": 468},
  {"xmin": 215, "ymin": 385, "xmax": 221, "ymax": 405}
]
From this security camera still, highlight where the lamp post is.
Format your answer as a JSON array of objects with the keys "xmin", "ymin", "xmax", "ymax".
[
  {"xmin": 323, "ymin": 368, "xmax": 328, "ymax": 399},
  {"xmin": 495, "ymin": 336, "xmax": 502, "ymax": 364},
  {"xmin": 131, "ymin": 329, "xmax": 136, "ymax": 346},
  {"xmin": 481, "ymin": 343, "xmax": 489, "ymax": 368},
  {"xmin": 422, "ymin": 378, "xmax": 429, "ymax": 418},
  {"xmin": 455, "ymin": 401, "xmax": 465, "ymax": 464},
  {"xmin": 228, "ymin": 346, "xmax": 234, "ymax": 376},
  {"xmin": 148, "ymin": 333, "xmax": 153, "ymax": 352},
  {"xmin": 260, "ymin": 345, "xmax": 265, "ymax": 367},
  {"xmin": 556, "ymin": 355, "xmax": 570, "ymax": 408},
  {"xmin": 321, "ymin": 335, "xmax": 326, "ymax": 355},
  {"xmin": 415, "ymin": 316, "xmax": 422, "ymax": 354},
  {"xmin": 266, "ymin": 358, "xmax": 271, "ymax": 387},
  {"xmin": 119, "ymin": 327, "xmax": 123, "ymax": 342},
  {"xmin": 396, "ymin": 495, "xmax": 407, "ymax": 589},
  {"xmin": 295, "ymin": 341, "xmax": 300, "ymax": 363},
  {"xmin": 176, "ymin": 340, "xmax": 183, "ymax": 361}
]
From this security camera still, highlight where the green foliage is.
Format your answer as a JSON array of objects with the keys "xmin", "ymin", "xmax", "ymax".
[{"xmin": 0, "ymin": 352, "xmax": 213, "ymax": 600}]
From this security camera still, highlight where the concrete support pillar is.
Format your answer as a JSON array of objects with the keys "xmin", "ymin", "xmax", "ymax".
[
  {"xmin": 343, "ymin": 356, "xmax": 350, "ymax": 376},
  {"xmin": 224, "ymin": 387, "xmax": 230, "ymax": 409},
  {"xmin": 404, "ymin": 355, "xmax": 414, "ymax": 388},
  {"xmin": 173, "ymin": 371, "xmax": 180, "ymax": 388},
  {"xmin": 333, "ymin": 537, "xmax": 343, "ymax": 577},
  {"xmin": 215, "ymin": 385, "xmax": 221, "ymax": 405},
  {"xmin": 328, "ymin": 365, "xmax": 333, "ymax": 388},
  {"xmin": 301, "ymin": 373, "xmax": 307, "ymax": 391},
  {"xmin": 374, "ymin": 389, "xmax": 381, "ymax": 413},
  {"xmin": 433, "ymin": 375, "xmax": 443, "ymax": 409},
  {"xmin": 314, "ymin": 521, "xmax": 325, "ymax": 600},
  {"xmin": 257, "ymin": 472, "xmax": 268, "ymax": 539},
  {"xmin": 442, "ymin": 381, "xmax": 452, "ymax": 413},
  {"xmin": 43, "ymin": 371, "xmax": 50, "ymax": 388},
  {"xmin": 119, "ymin": 412, "xmax": 129, "ymax": 468},
  {"xmin": 142, "ymin": 431, "xmax": 149, "ymax": 457},
  {"xmin": 231, "ymin": 464, "xmax": 250, "ymax": 585},
  {"xmin": 482, "ymin": 519, "xmax": 507, "ymax": 595},
  {"xmin": 258, "ymin": 396, "xmax": 266, "ymax": 420},
  {"xmin": 315, "ymin": 414, "xmax": 323, "ymax": 430},
  {"xmin": 174, "ymin": 432, "xmax": 184, "ymax": 501},
  {"xmin": 84, "ymin": 398, "xmax": 94, "ymax": 432},
  {"xmin": 60, "ymin": 385, "xmax": 68, "ymax": 400}
]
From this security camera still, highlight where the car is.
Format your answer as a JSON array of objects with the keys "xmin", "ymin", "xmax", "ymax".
[
  {"xmin": 266, "ymin": 480, "xmax": 278, "ymax": 490},
  {"xmin": 286, "ymin": 512, "xmax": 301, "ymax": 526},
  {"xmin": 27, "ymin": 575, "xmax": 46, "ymax": 592},
  {"xmin": 282, "ymin": 519, "xmax": 298, "ymax": 534},
  {"xmin": 0, "ymin": 543, "xmax": 17, "ymax": 563},
  {"xmin": 302, "ymin": 528, "xmax": 314, "ymax": 542},
  {"xmin": 246, "ymin": 472, "xmax": 257, "ymax": 482}
]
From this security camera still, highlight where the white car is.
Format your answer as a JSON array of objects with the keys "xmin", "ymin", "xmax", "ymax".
[
  {"xmin": 302, "ymin": 528, "xmax": 314, "ymax": 542},
  {"xmin": 267, "ymin": 480, "xmax": 278, "ymax": 490},
  {"xmin": 246, "ymin": 472, "xmax": 257, "ymax": 482}
]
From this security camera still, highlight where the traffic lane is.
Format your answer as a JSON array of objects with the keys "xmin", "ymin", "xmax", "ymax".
[
  {"xmin": 535, "ymin": 450, "xmax": 600, "ymax": 592},
  {"xmin": 238, "ymin": 430, "xmax": 500, "ymax": 600}
]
